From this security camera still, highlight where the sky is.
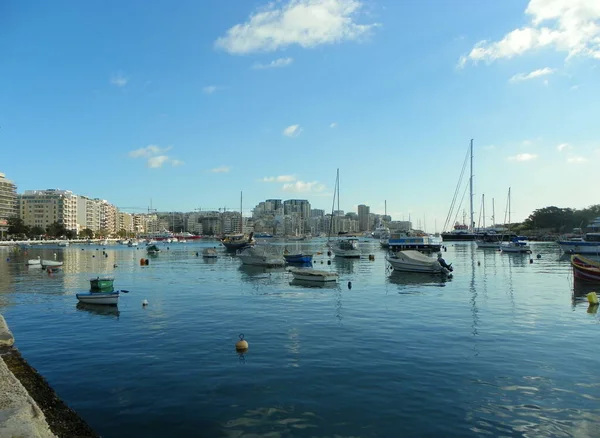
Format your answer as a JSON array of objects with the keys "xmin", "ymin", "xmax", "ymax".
[{"xmin": 1, "ymin": 0, "xmax": 599, "ymax": 231}]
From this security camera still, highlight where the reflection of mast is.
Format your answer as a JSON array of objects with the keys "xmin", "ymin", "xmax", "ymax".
[{"xmin": 470, "ymin": 246, "xmax": 479, "ymax": 357}]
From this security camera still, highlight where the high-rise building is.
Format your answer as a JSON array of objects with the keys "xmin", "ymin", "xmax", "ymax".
[
  {"xmin": 76, "ymin": 196, "xmax": 102, "ymax": 232},
  {"xmin": 283, "ymin": 199, "xmax": 311, "ymax": 218},
  {"xmin": 0, "ymin": 173, "xmax": 17, "ymax": 237},
  {"xmin": 19, "ymin": 189, "xmax": 78, "ymax": 232},
  {"xmin": 358, "ymin": 204, "xmax": 370, "ymax": 232}
]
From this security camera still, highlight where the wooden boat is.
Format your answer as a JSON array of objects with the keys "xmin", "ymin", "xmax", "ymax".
[
  {"xmin": 330, "ymin": 238, "xmax": 361, "ymax": 258},
  {"xmin": 283, "ymin": 251, "xmax": 313, "ymax": 264},
  {"xmin": 202, "ymin": 247, "xmax": 218, "ymax": 258},
  {"xmin": 90, "ymin": 277, "xmax": 115, "ymax": 292},
  {"xmin": 571, "ymin": 254, "xmax": 600, "ymax": 282},
  {"xmin": 76, "ymin": 291, "xmax": 121, "ymax": 305},
  {"xmin": 385, "ymin": 250, "xmax": 453, "ymax": 275},
  {"xmin": 221, "ymin": 232, "xmax": 256, "ymax": 251},
  {"xmin": 288, "ymin": 267, "xmax": 339, "ymax": 282}
]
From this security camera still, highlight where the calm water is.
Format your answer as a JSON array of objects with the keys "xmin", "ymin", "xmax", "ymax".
[{"xmin": 1, "ymin": 240, "xmax": 599, "ymax": 437}]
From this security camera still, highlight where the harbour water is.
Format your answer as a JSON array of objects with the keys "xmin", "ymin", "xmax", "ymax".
[{"xmin": 1, "ymin": 240, "xmax": 599, "ymax": 437}]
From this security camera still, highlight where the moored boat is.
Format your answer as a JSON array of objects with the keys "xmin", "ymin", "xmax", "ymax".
[
  {"xmin": 558, "ymin": 233, "xmax": 600, "ymax": 255},
  {"xmin": 500, "ymin": 238, "xmax": 531, "ymax": 254},
  {"xmin": 90, "ymin": 276, "xmax": 115, "ymax": 292},
  {"xmin": 288, "ymin": 267, "xmax": 339, "ymax": 282},
  {"xmin": 237, "ymin": 245, "xmax": 285, "ymax": 267},
  {"xmin": 76, "ymin": 291, "xmax": 120, "ymax": 305},
  {"xmin": 385, "ymin": 250, "xmax": 453, "ymax": 275},
  {"xmin": 221, "ymin": 232, "xmax": 255, "ymax": 251},
  {"xmin": 329, "ymin": 238, "xmax": 361, "ymax": 258},
  {"xmin": 571, "ymin": 254, "xmax": 600, "ymax": 282},
  {"xmin": 41, "ymin": 260, "xmax": 63, "ymax": 269},
  {"xmin": 26, "ymin": 256, "xmax": 41, "ymax": 266},
  {"xmin": 147, "ymin": 244, "xmax": 160, "ymax": 254},
  {"xmin": 283, "ymin": 250, "xmax": 313, "ymax": 264},
  {"xmin": 202, "ymin": 247, "xmax": 218, "ymax": 258}
]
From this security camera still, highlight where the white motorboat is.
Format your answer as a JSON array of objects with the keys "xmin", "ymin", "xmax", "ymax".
[
  {"xmin": 57, "ymin": 241, "xmax": 70, "ymax": 247},
  {"xmin": 202, "ymin": 247, "xmax": 218, "ymax": 258},
  {"xmin": 385, "ymin": 250, "xmax": 453, "ymax": 275},
  {"xmin": 237, "ymin": 245, "xmax": 285, "ymax": 267},
  {"xmin": 76, "ymin": 291, "xmax": 120, "ymax": 305},
  {"xmin": 27, "ymin": 256, "xmax": 41, "ymax": 266},
  {"xmin": 41, "ymin": 260, "xmax": 64, "ymax": 269},
  {"xmin": 557, "ymin": 233, "xmax": 600, "ymax": 254},
  {"xmin": 288, "ymin": 267, "xmax": 339, "ymax": 282},
  {"xmin": 500, "ymin": 241, "xmax": 531, "ymax": 253},
  {"xmin": 329, "ymin": 238, "xmax": 361, "ymax": 258},
  {"xmin": 127, "ymin": 239, "xmax": 139, "ymax": 247}
]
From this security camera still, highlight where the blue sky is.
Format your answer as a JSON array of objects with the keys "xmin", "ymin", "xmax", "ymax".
[{"xmin": 1, "ymin": 0, "xmax": 599, "ymax": 230}]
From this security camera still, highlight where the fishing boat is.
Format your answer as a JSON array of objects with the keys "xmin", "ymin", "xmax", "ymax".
[
  {"xmin": 221, "ymin": 232, "xmax": 255, "ymax": 251},
  {"xmin": 202, "ymin": 247, "xmax": 218, "ymax": 258},
  {"xmin": 237, "ymin": 245, "xmax": 285, "ymax": 267},
  {"xmin": 283, "ymin": 250, "xmax": 313, "ymax": 264},
  {"xmin": 571, "ymin": 254, "xmax": 600, "ymax": 282},
  {"xmin": 90, "ymin": 276, "xmax": 115, "ymax": 292},
  {"xmin": 26, "ymin": 256, "xmax": 41, "ymax": 266},
  {"xmin": 76, "ymin": 291, "xmax": 120, "ymax": 305},
  {"xmin": 146, "ymin": 244, "xmax": 160, "ymax": 254},
  {"xmin": 288, "ymin": 267, "xmax": 339, "ymax": 282},
  {"xmin": 385, "ymin": 250, "xmax": 453, "ymax": 275}
]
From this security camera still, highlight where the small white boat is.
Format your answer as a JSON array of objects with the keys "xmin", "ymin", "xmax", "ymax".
[
  {"xmin": 41, "ymin": 260, "xmax": 64, "ymax": 269},
  {"xmin": 57, "ymin": 241, "xmax": 70, "ymax": 247},
  {"xmin": 127, "ymin": 239, "xmax": 139, "ymax": 247},
  {"xmin": 27, "ymin": 256, "xmax": 41, "ymax": 266},
  {"xmin": 500, "ymin": 241, "xmax": 531, "ymax": 253},
  {"xmin": 329, "ymin": 238, "xmax": 361, "ymax": 258},
  {"xmin": 146, "ymin": 244, "xmax": 160, "ymax": 254},
  {"xmin": 289, "ymin": 267, "xmax": 339, "ymax": 282},
  {"xmin": 202, "ymin": 247, "xmax": 218, "ymax": 258},
  {"xmin": 76, "ymin": 291, "xmax": 120, "ymax": 305},
  {"xmin": 237, "ymin": 245, "xmax": 285, "ymax": 267},
  {"xmin": 385, "ymin": 250, "xmax": 453, "ymax": 275}
]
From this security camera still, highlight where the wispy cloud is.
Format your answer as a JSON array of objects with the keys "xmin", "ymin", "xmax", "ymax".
[
  {"xmin": 110, "ymin": 72, "xmax": 128, "ymax": 87},
  {"xmin": 508, "ymin": 153, "xmax": 538, "ymax": 162},
  {"xmin": 282, "ymin": 180, "xmax": 326, "ymax": 193},
  {"xmin": 556, "ymin": 143, "xmax": 571, "ymax": 152},
  {"xmin": 283, "ymin": 124, "xmax": 302, "ymax": 137},
  {"xmin": 214, "ymin": 0, "xmax": 378, "ymax": 55},
  {"xmin": 211, "ymin": 166, "xmax": 231, "ymax": 173},
  {"xmin": 458, "ymin": 0, "xmax": 600, "ymax": 67},
  {"xmin": 330, "ymin": 122, "xmax": 337, "ymax": 128},
  {"xmin": 203, "ymin": 85, "xmax": 219, "ymax": 94},
  {"xmin": 262, "ymin": 175, "xmax": 296, "ymax": 182},
  {"xmin": 252, "ymin": 57, "xmax": 294, "ymax": 69},
  {"xmin": 129, "ymin": 145, "xmax": 183, "ymax": 168},
  {"xmin": 509, "ymin": 67, "xmax": 555, "ymax": 83},
  {"xmin": 567, "ymin": 156, "xmax": 587, "ymax": 163}
]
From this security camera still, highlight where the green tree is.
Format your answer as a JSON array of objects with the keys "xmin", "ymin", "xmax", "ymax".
[
  {"xmin": 523, "ymin": 206, "xmax": 574, "ymax": 232},
  {"xmin": 117, "ymin": 229, "xmax": 128, "ymax": 238},
  {"xmin": 97, "ymin": 228, "xmax": 109, "ymax": 238},
  {"xmin": 46, "ymin": 221, "xmax": 67, "ymax": 237},
  {"xmin": 65, "ymin": 229, "xmax": 76, "ymax": 239},
  {"xmin": 79, "ymin": 228, "xmax": 93, "ymax": 239},
  {"xmin": 29, "ymin": 226, "xmax": 45, "ymax": 237},
  {"xmin": 8, "ymin": 217, "xmax": 29, "ymax": 237}
]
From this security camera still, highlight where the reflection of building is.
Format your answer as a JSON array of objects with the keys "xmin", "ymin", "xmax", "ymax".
[
  {"xmin": 0, "ymin": 172, "xmax": 17, "ymax": 238},
  {"xmin": 19, "ymin": 189, "xmax": 78, "ymax": 232}
]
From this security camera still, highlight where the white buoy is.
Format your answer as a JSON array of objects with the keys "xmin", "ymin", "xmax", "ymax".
[{"xmin": 142, "ymin": 299, "xmax": 149, "ymax": 306}]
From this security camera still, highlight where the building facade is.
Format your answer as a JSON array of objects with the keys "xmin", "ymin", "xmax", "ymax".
[
  {"xmin": 0, "ymin": 173, "xmax": 17, "ymax": 237},
  {"xmin": 358, "ymin": 204, "xmax": 370, "ymax": 232},
  {"xmin": 19, "ymin": 189, "xmax": 78, "ymax": 232}
]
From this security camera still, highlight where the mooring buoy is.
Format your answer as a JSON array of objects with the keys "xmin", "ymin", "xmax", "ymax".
[{"xmin": 236, "ymin": 333, "xmax": 248, "ymax": 351}]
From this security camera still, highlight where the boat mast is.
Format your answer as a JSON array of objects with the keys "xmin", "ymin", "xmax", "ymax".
[
  {"xmin": 240, "ymin": 191, "xmax": 243, "ymax": 233},
  {"xmin": 492, "ymin": 198, "xmax": 495, "ymax": 227},
  {"xmin": 469, "ymin": 139, "xmax": 474, "ymax": 231},
  {"xmin": 482, "ymin": 194, "xmax": 485, "ymax": 229}
]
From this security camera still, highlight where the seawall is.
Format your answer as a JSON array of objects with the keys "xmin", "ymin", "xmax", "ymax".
[{"xmin": 0, "ymin": 315, "xmax": 99, "ymax": 438}]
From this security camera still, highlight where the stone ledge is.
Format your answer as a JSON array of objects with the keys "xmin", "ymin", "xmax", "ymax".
[{"xmin": 0, "ymin": 315, "xmax": 14, "ymax": 347}]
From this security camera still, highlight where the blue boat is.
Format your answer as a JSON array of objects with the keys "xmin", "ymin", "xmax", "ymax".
[{"xmin": 284, "ymin": 252, "xmax": 313, "ymax": 264}]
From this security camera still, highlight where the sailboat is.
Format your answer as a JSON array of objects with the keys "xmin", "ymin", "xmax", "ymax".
[
  {"xmin": 221, "ymin": 191, "xmax": 256, "ymax": 251},
  {"xmin": 328, "ymin": 169, "xmax": 361, "ymax": 258},
  {"xmin": 476, "ymin": 194, "xmax": 501, "ymax": 249},
  {"xmin": 500, "ymin": 188, "xmax": 531, "ymax": 254}
]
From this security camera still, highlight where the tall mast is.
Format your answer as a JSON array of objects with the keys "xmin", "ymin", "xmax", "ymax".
[
  {"xmin": 492, "ymin": 198, "xmax": 495, "ymax": 227},
  {"xmin": 482, "ymin": 194, "xmax": 485, "ymax": 229},
  {"xmin": 240, "ymin": 191, "xmax": 243, "ymax": 233},
  {"xmin": 508, "ymin": 187, "xmax": 511, "ymax": 226},
  {"xmin": 469, "ymin": 138, "xmax": 474, "ymax": 231}
]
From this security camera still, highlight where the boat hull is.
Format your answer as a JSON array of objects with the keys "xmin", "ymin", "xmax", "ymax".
[
  {"xmin": 76, "ymin": 292, "xmax": 119, "ymax": 305},
  {"xmin": 559, "ymin": 242, "xmax": 600, "ymax": 254},
  {"xmin": 90, "ymin": 278, "xmax": 115, "ymax": 292},
  {"xmin": 284, "ymin": 254, "xmax": 313, "ymax": 264},
  {"xmin": 289, "ymin": 268, "xmax": 338, "ymax": 282},
  {"xmin": 571, "ymin": 255, "xmax": 600, "ymax": 282},
  {"xmin": 385, "ymin": 251, "xmax": 451, "ymax": 274},
  {"xmin": 441, "ymin": 233, "xmax": 477, "ymax": 241}
]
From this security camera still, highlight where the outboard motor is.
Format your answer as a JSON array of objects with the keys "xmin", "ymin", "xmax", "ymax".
[{"xmin": 437, "ymin": 253, "xmax": 453, "ymax": 272}]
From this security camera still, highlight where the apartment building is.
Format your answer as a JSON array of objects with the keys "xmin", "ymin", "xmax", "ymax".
[
  {"xmin": 0, "ymin": 173, "xmax": 17, "ymax": 236},
  {"xmin": 19, "ymin": 189, "xmax": 78, "ymax": 232}
]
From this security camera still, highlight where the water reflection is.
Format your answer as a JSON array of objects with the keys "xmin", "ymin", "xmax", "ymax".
[
  {"xmin": 289, "ymin": 278, "xmax": 339, "ymax": 289},
  {"xmin": 238, "ymin": 265, "xmax": 286, "ymax": 288},
  {"xmin": 387, "ymin": 271, "xmax": 450, "ymax": 290},
  {"xmin": 332, "ymin": 257, "xmax": 357, "ymax": 275},
  {"xmin": 76, "ymin": 302, "xmax": 120, "ymax": 319},
  {"xmin": 572, "ymin": 278, "xmax": 598, "ymax": 310}
]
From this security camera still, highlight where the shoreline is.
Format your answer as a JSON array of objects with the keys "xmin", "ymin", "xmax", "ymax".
[{"xmin": 1, "ymin": 316, "xmax": 98, "ymax": 438}]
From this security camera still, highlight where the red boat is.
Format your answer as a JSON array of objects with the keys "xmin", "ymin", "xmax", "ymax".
[{"xmin": 571, "ymin": 254, "xmax": 600, "ymax": 282}]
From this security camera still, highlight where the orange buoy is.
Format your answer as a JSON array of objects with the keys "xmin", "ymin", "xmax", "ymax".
[
  {"xmin": 140, "ymin": 258, "xmax": 145, "ymax": 266},
  {"xmin": 236, "ymin": 333, "xmax": 248, "ymax": 351}
]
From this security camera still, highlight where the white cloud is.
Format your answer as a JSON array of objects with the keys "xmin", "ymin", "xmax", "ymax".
[
  {"xmin": 330, "ymin": 122, "xmax": 337, "ymax": 128},
  {"xmin": 509, "ymin": 67, "xmax": 555, "ymax": 82},
  {"xmin": 110, "ymin": 72, "xmax": 128, "ymax": 87},
  {"xmin": 147, "ymin": 156, "xmax": 169, "ymax": 168},
  {"xmin": 203, "ymin": 85, "xmax": 218, "ymax": 94},
  {"xmin": 214, "ymin": 0, "xmax": 378, "ymax": 55},
  {"xmin": 283, "ymin": 124, "xmax": 302, "ymax": 137},
  {"xmin": 567, "ymin": 155, "xmax": 587, "ymax": 163},
  {"xmin": 252, "ymin": 57, "xmax": 294, "ymax": 69},
  {"xmin": 458, "ymin": 0, "xmax": 600, "ymax": 67},
  {"xmin": 556, "ymin": 142, "xmax": 571, "ymax": 151},
  {"xmin": 282, "ymin": 180, "xmax": 326, "ymax": 193},
  {"xmin": 508, "ymin": 153, "xmax": 538, "ymax": 161},
  {"xmin": 211, "ymin": 166, "xmax": 231, "ymax": 173},
  {"xmin": 262, "ymin": 175, "xmax": 296, "ymax": 182},
  {"xmin": 129, "ymin": 145, "xmax": 172, "ymax": 158},
  {"xmin": 129, "ymin": 144, "xmax": 182, "ymax": 169}
]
